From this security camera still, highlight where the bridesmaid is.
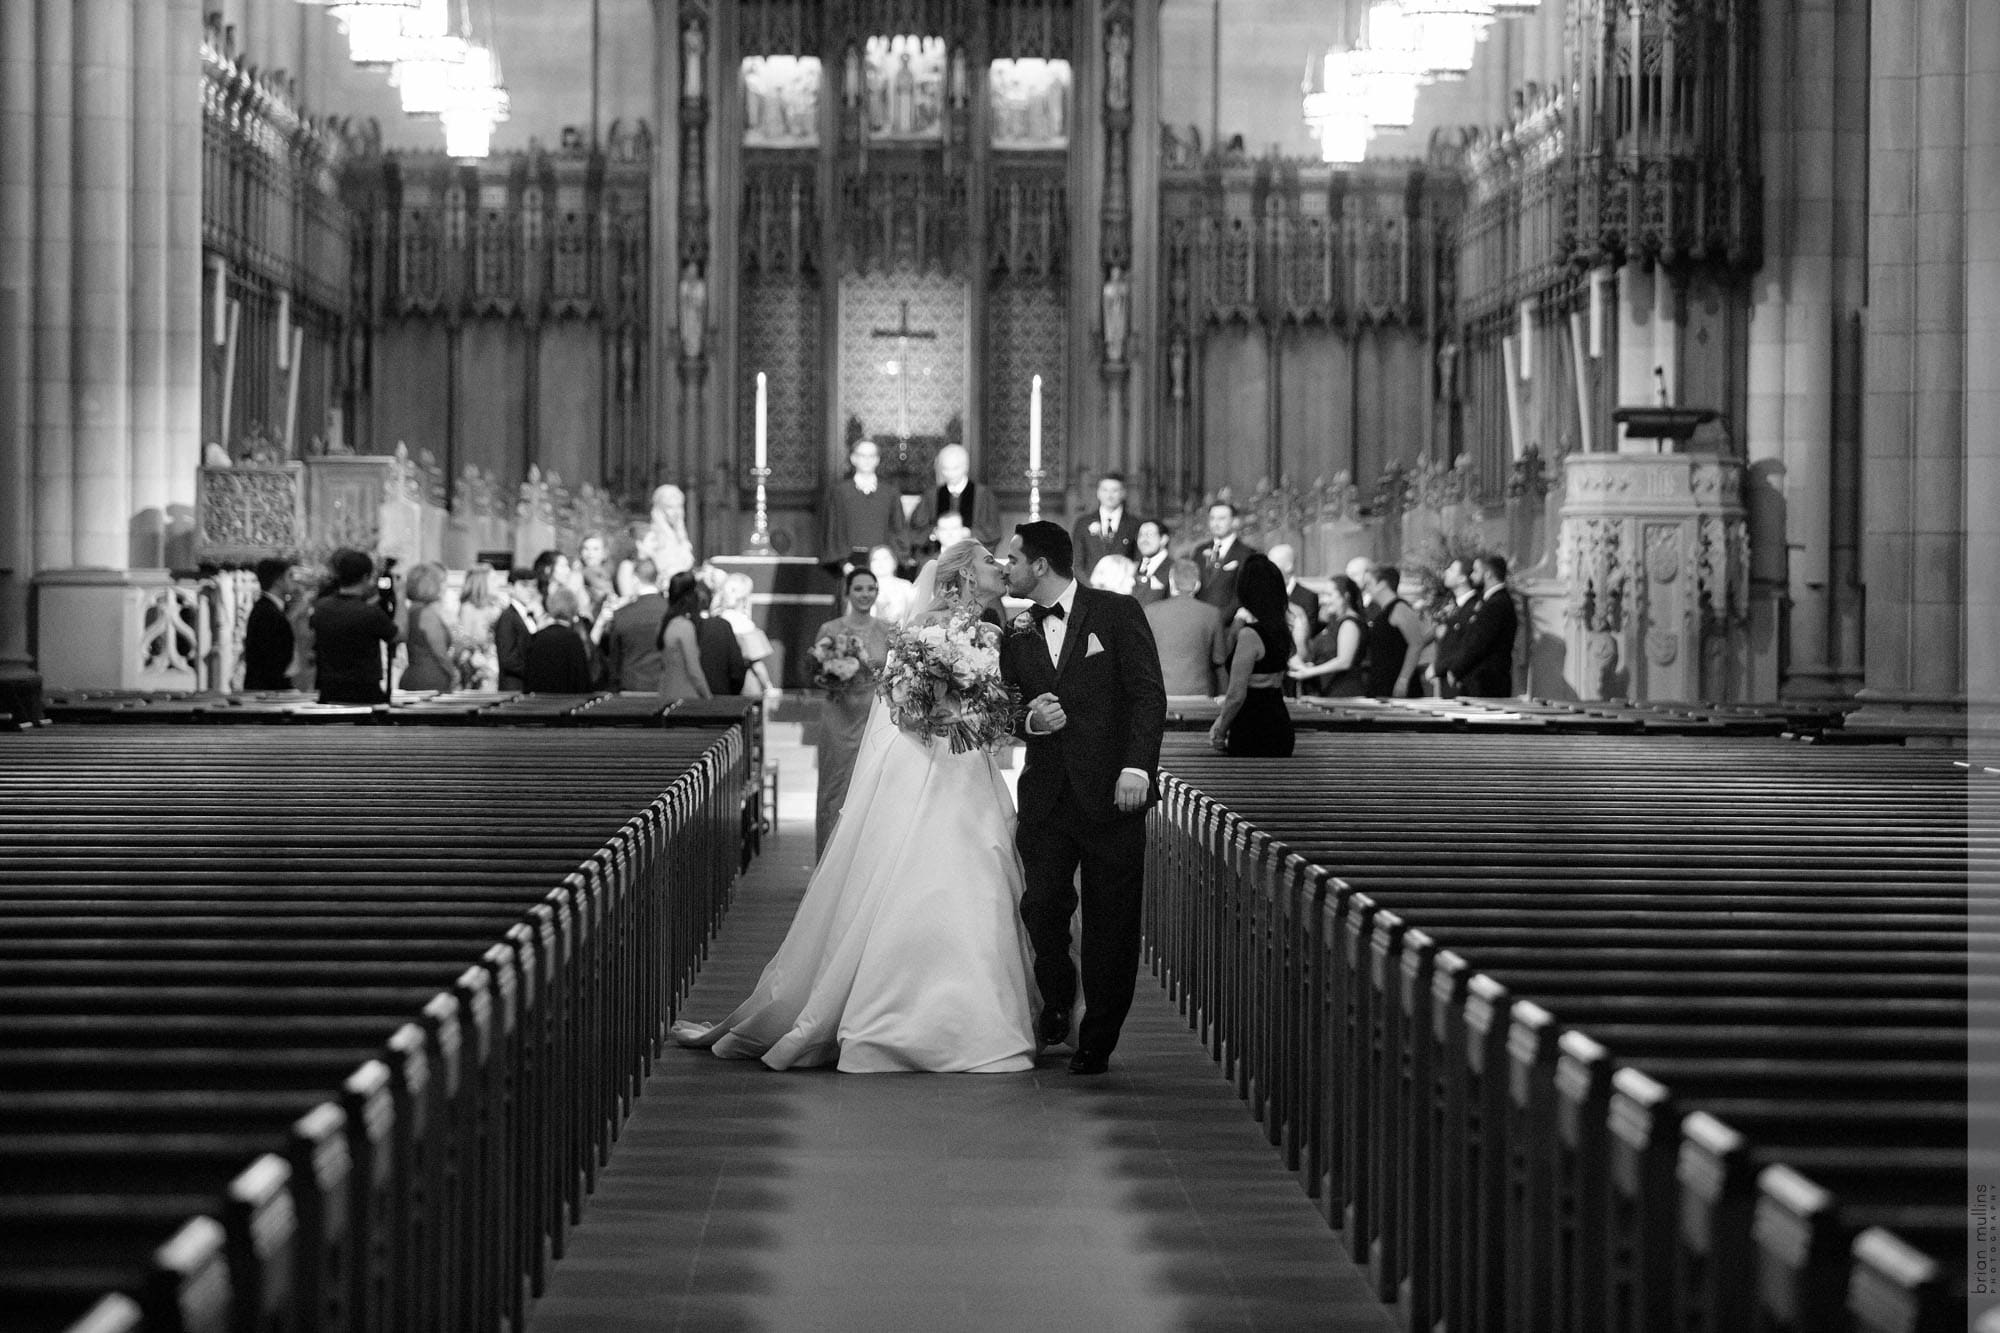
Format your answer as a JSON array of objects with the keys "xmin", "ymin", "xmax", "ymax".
[
  {"xmin": 813, "ymin": 567, "xmax": 892, "ymax": 855},
  {"xmin": 1208, "ymin": 553, "xmax": 1297, "ymax": 757},
  {"xmin": 655, "ymin": 571, "xmax": 712, "ymax": 701}
]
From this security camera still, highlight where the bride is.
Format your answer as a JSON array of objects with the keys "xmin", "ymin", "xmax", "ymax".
[{"xmin": 672, "ymin": 540, "xmax": 1038, "ymax": 1073}]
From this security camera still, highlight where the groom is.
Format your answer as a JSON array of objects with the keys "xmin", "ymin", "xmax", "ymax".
[{"xmin": 1000, "ymin": 521, "xmax": 1168, "ymax": 1075}]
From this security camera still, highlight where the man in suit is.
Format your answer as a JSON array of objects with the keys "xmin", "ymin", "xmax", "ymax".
[
  {"xmin": 1439, "ymin": 553, "xmax": 1519, "ymax": 698},
  {"xmin": 494, "ymin": 567, "xmax": 543, "ymax": 692},
  {"xmin": 241, "ymin": 557, "xmax": 296, "ymax": 691},
  {"xmin": 1000, "ymin": 520, "xmax": 1168, "ymax": 1076},
  {"xmin": 1144, "ymin": 558, "xmax": 1228, "ymax": 696},
  {"xmin": 1130, "ymin": 520, "xmax": 1172, "ymax": 606},
  {"xmin": 909, "ymin": 443, "xmax": 1000, "ymax": 552},
  {"xmin": 820, "ymin": 438, "xmax": 907, "ymax": 576},
  {"xmin": 1071, "ymin": 472, "xmax": 1142, "ymax": 576},
  {"xmin": 1268, "ymin": 543, "xmax": 1321, "ymax": 643},
  {"xmin": 1426, "ymin": 557, "xmax": 1479, "ymax": 697},
  {"xmin": 1192, "ymin": 500, "xmax": 1257, "ymax": 618},
  {"xmin": 603, "ymin": 559, "xmax": 669, "ymax": 691},
  {"xmin": 522, "ymin": 586, "xmax": 595, "ymax": 693}
]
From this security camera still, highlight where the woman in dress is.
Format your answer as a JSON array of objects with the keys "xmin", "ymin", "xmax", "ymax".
[
  {"xmin": 715, "ymin": 573, "xmax": 777, "ymax": 698},
  {"xmin": 674, "ymin": 540, "xmax": 1038, "ymax": 1073},
  {"xmin": 452, "ymin": 563, "xmax": 504, "ymax": 689},
  {"xmin": 812, "ymin": 567, "xmax": 892, "ymax": 855},
  {"xmin": 654, "ymin": 570, "xmax": 711, "ymax": 700},
  {"xmin": 1289, "ymin": 574, "xmax": 1369, "ymax": 697},
  {"xmin": 1208, "ymin": 552, "xmax": 1296, "ymax": 756},
  {"xmin": 398, "ymin": 562, "xmax": 456, "ymax": 692}
]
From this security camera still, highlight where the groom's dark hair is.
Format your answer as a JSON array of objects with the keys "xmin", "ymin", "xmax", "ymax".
[{"xmin": 1014, "ymin": 521, "xmax": 1074, "ymax": 578}]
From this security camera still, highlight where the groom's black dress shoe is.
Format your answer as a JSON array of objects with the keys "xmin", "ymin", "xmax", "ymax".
[
  {"xmin": 1067, "ymin": 1050, "xmax": 1110, "ymax": 1076},
  {"xmin": 1037, "ymin": 1007, "xmax": 1072, "ymax": 1047}
]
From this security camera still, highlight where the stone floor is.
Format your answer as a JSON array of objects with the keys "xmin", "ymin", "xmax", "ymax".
[{"xmin": 524, "ymin": 723, "xmax": 1397, "ymax": 1332}]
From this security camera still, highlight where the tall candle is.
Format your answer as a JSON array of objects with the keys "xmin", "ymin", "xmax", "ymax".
[
  {"xmin": 754, "ymin": 372, "xmax": 768, "ymax": 470},
  {"xmin": 1028, "ymin": 374, "xmax": 1042, "ymax": 472}
]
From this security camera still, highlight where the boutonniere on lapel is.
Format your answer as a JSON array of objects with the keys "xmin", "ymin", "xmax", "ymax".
[
  {"xmin": 1087, "ymin": 521, "xmax": 1103, "ymax": 536},
  {"xmin": 1008, "ymin": 610, "xmax": 1038, "ymax": 637}
]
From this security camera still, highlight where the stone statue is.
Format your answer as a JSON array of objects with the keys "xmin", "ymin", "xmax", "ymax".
[
  {"xmin": 844, "ymin": 44, "xmax": 862, "ymax": 112},
  {"xmin": 678, "ymin": 264, "xmax": 706, "ymax": 360},
  {"xmin": 891, "ymin": 53, "xmax": 917, "ymax": 134},
  {"xmin": 641, "ymin": 484, "xmax": 696, "ymax": 578},
  {"xmin": 1102, "ymin": 266, "xmax": 1130, "ymax": 365},
  {"xmin": 948, "ymin": 46, "xmax": 968, "ymax": 109},
  {"xmin": 1105, "ymin": 23, "xmax": 1131, "ymax": 111},
  {"xmin": 681, "ymin": 20, "xmax": 704, "ymax": 100},
  {"xmin": 1168, "ymin": 339, "xmax": 1187, "ymax": 401}
]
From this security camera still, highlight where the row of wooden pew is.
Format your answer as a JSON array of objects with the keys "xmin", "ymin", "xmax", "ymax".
[
  {"xmin": 1144, "ymin": 731, "xmax": 1983, "ymax": 1333},
  {"xmin": 0, "ymin": 714, "xmax": 752, "ymax": 1333}
]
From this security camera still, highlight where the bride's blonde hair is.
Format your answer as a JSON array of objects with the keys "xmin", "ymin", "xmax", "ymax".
[{"xmin": 924, "ymin": 539, "xmax": 987, "ymax": 612}]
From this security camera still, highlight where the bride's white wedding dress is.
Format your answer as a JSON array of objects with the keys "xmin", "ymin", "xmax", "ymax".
[{"xmin": 673, "ymin": 694, "xmax": 1039, "ymax": 1073}]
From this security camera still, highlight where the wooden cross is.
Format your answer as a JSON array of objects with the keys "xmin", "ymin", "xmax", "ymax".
[{"xmin": 868, "ymin": 299, "xmax": 938, "ymax": 450}]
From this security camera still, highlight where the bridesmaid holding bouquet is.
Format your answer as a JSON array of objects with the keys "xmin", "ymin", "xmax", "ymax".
[{"xmin": 810, "ymin": 567, "xmax": 892, "ymax": 854}]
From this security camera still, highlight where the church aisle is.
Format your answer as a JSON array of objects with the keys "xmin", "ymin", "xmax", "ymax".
[{"xmin": 525, "ymin": 733, "xmax": 1396, "ymax": 1333}]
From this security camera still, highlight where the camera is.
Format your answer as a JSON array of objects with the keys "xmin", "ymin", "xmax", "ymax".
[{"xmin": 376, "ymin": 557, "xmax": 399, "ymax": 617}]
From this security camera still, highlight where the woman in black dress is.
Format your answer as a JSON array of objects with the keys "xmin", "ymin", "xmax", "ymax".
[
  {"xmin": 1208, "ymin": 552, "xmax": 1296, "ymax": 757},
  {"xmin": 1290, "ymin": 574, "xmax": 1369, "ymax": 697}
]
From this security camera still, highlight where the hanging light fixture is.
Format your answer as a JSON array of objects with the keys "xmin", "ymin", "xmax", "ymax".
[
  {"xmin": 437, "ymin": 43, "xmax": 510, "ymax": 158},
  {"xmin": 328, "ymin": 0, "xmax": 421, "ymax": 66},
  {"xmin": 392, "ymin": 0, "xmax": 470, "ymax": 118},
  {"xmin": 1397, "ymin": 0, "xmax": 1496, "ymax": 80}
]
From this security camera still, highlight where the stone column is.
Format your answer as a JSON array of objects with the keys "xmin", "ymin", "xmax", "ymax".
[
  {"xmin": 33, "ymin": 0, "xmax": 76, "ymax": 572},
  {"xmin": 128, "ymin": 0, "xmax": 169, "ymax": 568},
  {"xmin": 1968, "ymin": 0, "xmax": 2000, "ymax": 709},
  {"xmin": 0, "ymin": 1, "xmax": 37, "ymax": 679},
  {"xmin": 165, "ymin": 0, "xmax": 203, "ymax": 568},
  {"xmin": 1862, "ymin": 0, "xmax": 1966, "ymax": 699},
  {"xmin": 72, "ymin": 0, "xmax": 136, "ymax": 569}
]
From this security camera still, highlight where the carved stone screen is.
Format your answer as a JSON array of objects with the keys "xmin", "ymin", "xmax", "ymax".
[
  {"xmin": 864, "ymin": 36, "xmax": 947, "ymax": 141},
  {"xmin": 837, "ymin": 270, "xmax": 969, "ymax": 473},
  {"xmin": 741, "ymin": 57, "xmax": 821, "ymax": 148},
  {"xmin": 739, "ymin": 276, "xmax": 822, "ymax": 491},
  {"xmin": 986, "ymin": 284, "xmax": 1066, "ymax": 482},
  {"xmin": 990, "ymin": 59, "xmax": 1069, "ymax": 151}
]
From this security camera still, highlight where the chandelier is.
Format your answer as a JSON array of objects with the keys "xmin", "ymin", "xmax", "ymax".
[
  {"xmin": 1301, "ymin": 0, "xmax": 1535, "ymax": 164},
  {"xmin": 306, "ymin": 0, "xmax": 508, "ymax": 157},
  {"xmin": 326, "ymin": 0, "xmax": 422, "ymax": 67}
]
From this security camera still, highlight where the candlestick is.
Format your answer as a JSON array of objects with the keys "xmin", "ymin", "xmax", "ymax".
[
  {"xmin": 747, "ymin": 465, "xmax": 773, "ymax": 553},
  {"xmin": 1028, "ymin": 374, "xmax": 1042, "ymax": 474},
  {"xmin": 754, "ymin": 371, "xmax": 768, "ymax": 471},
  {"xmin": 1025, "ymin": 467, "xmax": 1045, "ymax": 523}
]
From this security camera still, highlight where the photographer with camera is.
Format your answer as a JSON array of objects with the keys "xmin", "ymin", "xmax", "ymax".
[{"xmin": 309, "ymin": 548, "xmax": 402, "ymax": 705}]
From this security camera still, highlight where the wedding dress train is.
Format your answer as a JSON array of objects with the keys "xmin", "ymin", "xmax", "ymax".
[{"xmin": 674, "ymin": 697, "xmax": 1038, "ymax": 1073}]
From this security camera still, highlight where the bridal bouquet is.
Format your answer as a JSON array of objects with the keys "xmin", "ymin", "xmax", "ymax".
[
  {"xmin": 878, "ymin": 606, "xmax": 1018, "ymax": 753},
  {"xmin": 808, "ymin": 629, "xmax": 871, "ymax": 689}
]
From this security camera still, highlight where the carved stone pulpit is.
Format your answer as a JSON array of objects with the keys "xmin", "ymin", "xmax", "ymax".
[{"xmin": 1555, "ymin": 453, "xmax": 1749, "ymax": 702}]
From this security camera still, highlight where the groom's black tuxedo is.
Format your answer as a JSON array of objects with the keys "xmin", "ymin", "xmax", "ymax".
[{"xmin": 1001, "ymin": 584, "xmax": 1168, "ymax": 1061}]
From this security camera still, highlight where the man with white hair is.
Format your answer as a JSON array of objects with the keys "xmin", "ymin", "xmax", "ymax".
[
  {"xmin": 911, "ymin": 443, "xmax": 999, "ymax": 550},
  {"xmin": 1269, "ymin": 543, "xmax": 1321, "ymax": 642}
]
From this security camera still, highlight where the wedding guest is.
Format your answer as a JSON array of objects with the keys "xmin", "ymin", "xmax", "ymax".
[
  {"xmin": 820, "ymin": 438, "xmax": 907, "ymax": 575},
  {"xmin": 241, "ymin": 557, "xmax": 296, "ymax": 691},
  {"xmin": 577, "ymin": 533, "xmax": 613, "ymax": 620},
  {"xmin": 603, "ymin": 559, "xmax": 668, "ymax": 691},
  {"xmin": 868, "ymin": 545, "xmax": 917, "ymax": 624},
  {"xmin": 1439, "ymin": 553, "xmax": 1519, "ymax": 698},
  {"xmin": 1131, "ymin": 520, "xmax": 1172, "ymax": 606},
  {"xmin": 693, "ymin": 583, "xmax": 749, "ymax": 695},
  {"xmin": 910, "ymin": 442, "xmax": 999, "ymax": 549},
  {"xmin": 1193, "ymin": 500, "xmax": 1257, "ymax": 617},
  {"xmin": 1208, "ymin": 553, "xmax": 1294, "ymax": 756},
  {"xmin": 655, "ymin": 571, "xmax": 713, "ymax": 700},
  {"xmin": 1269, "ymin": 544, "xmax": 1321, "ymax": 642},
  {"xmin": 639, "ymin": 484, "xmax": 697, "ymax": 580},
  {"xmin": 310, "ymin": 548, "xmax": 400, "ymax": 705},
  {"xmin": 398, "ymin": 561, "xmax": 455, "ymax": 692},
  {"xmin": 812, "ymin": 566, "xmax": 893, "ymax": 854},
  {"xmin": 495, "ymin": 566, "xmax": 543, "ymax": 691},
  {"xmin": 1362, "ymin": 564, "xmax": 1426, "ymax": 699},
  {"xmin": 1089, "ymin": 553, "xmax": 1137, "ymax": 596},
  {"xmin": 716, "ymin": 572, "xmax": 776, "ymax": 698},
  {"xmin": 1073, "ymin": 472, "xmax": 1141, "ymax": 574},
  {"xmin": 1145, "ymin": 558, "xmax": 1228, "ymax": 696},
  {"xmin": 1426, "ymin": 557, "xmax": 1479, "ymax": 697},
  {"xmin": 1290, "ymin": 574, "xmax": 1369, "ymax": 697},
  {"xmin": 451, "ymin": 563, "xmax": 504, "ymax": 689},
  {"xmin": 522, "ymin": 586, "xmax": 594, "ymax": 693}
]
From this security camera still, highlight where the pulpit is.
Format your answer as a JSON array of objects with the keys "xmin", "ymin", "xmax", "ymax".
[
  {"xmin": 1554, "ymin": 452, "xmax": 1749, "ymax": 702},
  {"xmin": 709, "ymin": 555, "xmax": 843, "ymax": 689}
]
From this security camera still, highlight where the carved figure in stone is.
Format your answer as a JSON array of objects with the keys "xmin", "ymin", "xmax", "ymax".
[
  {"xmin": 1102, "ymin": 266, "xmax": 1130, "ymax": 365},
  {"xmin": 891, "ymin": 53, "xmax": 918, "ymax": 134},
  {"xmin": 844, "ymin": 44, "xmax": 862, "ymax": 111},
  {"xmin": 1168, "ymin": 339, "xmax": 1187, "ymax": 400},
  {"xmin": 682, "ymin": 20, "xmax": 704, "ymax": 100},
  {"xmin": 949, "ymin": 46, "xmax": 968, "ymax": 109},
  {"xmin": 678, "ymin": 264, "xmax": 706, "ymax": 360},
  {"xmin": 204, "ymin": 442, "xmax": 233, "ymax": 468},
  {"xmin": 1105, "ymin": 23, "xmax": 1131, "ymax": 111},
  {"xmin": 641, "ymin": 483, "xmax": 696, "ymax": 579}
]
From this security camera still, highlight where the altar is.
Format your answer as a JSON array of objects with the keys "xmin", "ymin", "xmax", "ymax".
[{"xmin": 709, "ymin": 554, "xmax": 843, "ymax": 690}]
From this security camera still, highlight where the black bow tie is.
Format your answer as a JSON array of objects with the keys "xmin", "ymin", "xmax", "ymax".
[{"xmin": 1030, "ymin": 602, "xmax": 1066, "ymax": 624}]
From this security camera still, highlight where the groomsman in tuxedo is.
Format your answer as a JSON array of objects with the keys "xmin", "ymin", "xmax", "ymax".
[
  {"xmin": 910, "ymin": 443, "xmax": 1000, "ymax": 551},
  {"xmin": 1072, "ymin": 472, "xmax": 1141, "ymax": 575},
  {"xmin": 241, "ymin": 558, "xmax": 296, "ymax": 691},
  {"xmin": 1192, "ymin": 500, "xmax": 1257, "ymax": 618},
  {"xmin": 820, "ymin": 438, "xmax": 907, "ymax": 575},
  {"xmin": 1438, "ymin": 553, "xmax": 1519, "ymax": 698},
  {"xmin": 494, "ymin": 566, "xmax": 544, "ymax": 692},
  {"xmin": 1426, "ymin": 557, "xmax": 1478, "ymax": 697},
  {"xmin": 1130, "ymin": 520, "xmax": 1172, "ymax": 606}
]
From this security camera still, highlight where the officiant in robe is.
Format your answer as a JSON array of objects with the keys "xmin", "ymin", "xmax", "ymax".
[
  {"xmin": 909, "ymin": 443, "xmax": 1000, "ymax": 556},
  {"xmin": 820, "ymin": 438, "xmax": 908, "ymax": 575}
]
